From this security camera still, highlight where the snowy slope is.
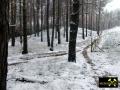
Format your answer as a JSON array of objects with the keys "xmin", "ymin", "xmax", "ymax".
[
  {"xmin": 7, "ymin": 28, "xmax": 102, "ymax": 90},
  {"xmin": 88, "ymin": 26, "xmax": 120, "ymax": 90},
  {"xmin": 99, "ymin": 27, "xmax": 120, "ymax": 51}
]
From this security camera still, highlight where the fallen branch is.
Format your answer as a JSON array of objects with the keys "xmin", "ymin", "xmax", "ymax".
[
  {"xmin": 9, "ymin": 61, "xmax": 28, "ymax": 66},
  {"xmin": 95, "ymin": 45, "xmax": 104, "ymax": 52},
  {"xmin": 9, "ymin": 39, "xmax": 90, "ymax": 66},
  {"xmin": 16, "ymin": 77, "xmax": 48, "ymax": 84}
]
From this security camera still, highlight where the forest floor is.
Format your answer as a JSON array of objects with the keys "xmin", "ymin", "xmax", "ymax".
[
  {"xmin": 7, "ymin": 27, "xmax": 120, "ymax": 90},
  {"xmin": 87, "ymin": 27, "xmax": 120, "ymax": 90}
]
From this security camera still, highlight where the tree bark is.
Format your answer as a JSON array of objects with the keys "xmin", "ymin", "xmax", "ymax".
[
  {"xmin": 50, "ymin": 0, "xmax": 55, "ymax": 51},
  {"xmin": 22, "ymin": 0, "xmax": 28, "ymax": 54},
  {"xmin": 19, "ymin": 0, "xmax": 23, "ymax": 45},
  {"xmin": 85, "ymin": 0, "xmax": 88, "ymax": 37},
  {"xmin": 68, "ymin": 0, "xmax": 79, "ymax": 62},
  {"xmin": 33, "ymin": 0, "xmax": 37, "ymax": 37},
  {"xmin": 66, "ymin": 0, "xmax": 69, "ymax": 42},
  {"xmin": 56, "ymin": 0, "xmax": 61, "ymax": 44},
  {"xmin": 41, "ymin": 0, "xmax": 43, "ymax": 42},
  {"xmin": 46, "ymin": 0, "xmax": 50, "ymax": 46},
  {"xmin": 0, "ymin": 0, "xmax": 9, "ymax": 89},
  {"xmin": 82, "ymin": 0, "xmax": 85, "ymax": 39},
  {"xmin": 97, "ymin": 0, "xmax": 101, "ymax": 36},
  {"xmin": 11, "ymin": 0, "xmax": 16, "ymax": 46},
  {"xmin": 36, "ymin": 0, "xmax": 40, "ymax": 37}
]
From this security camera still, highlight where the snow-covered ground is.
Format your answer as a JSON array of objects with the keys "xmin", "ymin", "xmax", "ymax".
[
  {"xmin": 7, "ymin": 27, "xmax": 120, "ymax": 90},
  {"xmin": 88, "ymin": 26, "xmax": 120, "ymax": 90}
]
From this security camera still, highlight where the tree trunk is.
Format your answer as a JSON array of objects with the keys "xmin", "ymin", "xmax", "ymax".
[
  {"xmin": 68, "ymin": 0, "xmax": 79, "ymax": 62},
  {"xmin": 22, "ymin": 0, "xmax": 28, "ymax": 54},
  {"xmin": 90, "ymin": 0, "xmax": 94, "ymax": 52},
  {"xmin": 33, "ymin": 0, "xmax": 37, "ymax": 37},
  {"xmin": 46, "ymin": 0, "xmax": 50, "ymax": 46},
  {"xmin": 82, "ymin": 0, "xmax": 85, "ymax": 39},
  {"xmin": 41, "ymin": 0, "xmax": 43, "ymax": 42},
  {"xmin": 0, "ymin": 0, "xmax": 9, "ymax": 89},
  {"xmin": 11, "ymin": 0, "xmax": 16, "ymax": 46},
  {"xmin": 36, "ymin": 0, "xmax": 40, "ymax": 37},
  {"xmin": 19, "ymin": 0, "xmax": 23, "ymax": 45},
  {"xmin": 50, "ymin": 0, "xmax": 55, "ymax": 51},
  {"xmin": 65, "ymin": 0, "xmax": 69, "ymax": 42},
  {"xmin": 97, "ymin": 0, "xmax": 101, "ymax": 36},
  {"xmin": 56, "ymin": 0, "xmax": 61, "ymax": 44},
  {"xmin": 85, "ymin": 0, "xmax": 88, "ymax": 37}
]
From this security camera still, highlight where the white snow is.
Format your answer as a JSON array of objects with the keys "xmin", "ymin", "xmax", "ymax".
[
  {"xmin": 7, "ymin": 27, "xmax": 120, "ymax": 90},
  {"xmin": 88, "ymin": 26, "xmax": 120, "ymax": 90}
]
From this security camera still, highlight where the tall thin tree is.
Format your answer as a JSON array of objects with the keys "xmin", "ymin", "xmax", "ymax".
[
  {"xmin": 33, "ymin": 0, "xmax": 37, "ymax": 37},
  {"xmin": 85, "ymin": 0, "xmax": 88, "ymax": 37},
  {"xmin": 0, "ymin": 0, "xmax": 9, "ymax": 89},
  {"xmin": 82, "ymin": 0, "xmax": 85, "ymax": 39},
  {"xmin": 97, "ymin": 0, "xmax": 101, "ymax": 36},
  {"xmin": 36, "ymin": 0, "xmax": 40, "ymax": 37},
  {"xmin": 41, "ymin": 0, "xmax": 43, "ymax": 42},
  {"xmin": 68, "ymin": 0, "xmax": 79, "ymax": 62},
  {"xmin": 46, "ymin": 0, "xmax": 50, "ymax": 46},
  {"xmin": 66, "ymin": 0, "xmax": 69, "ymax": 42},
  {"xmin": 22, "ymin": 0, "xmax": 28, "ymax": 54},
  {"xmin": 19, "ymin": 0, "xmax": 23, "ymax": 45},
  {"xmin": 11, "ymin": 0, "xmax": 16, "ymax": 46},
  {"xmin": 50, "ymin": 0, "xmax": 55, "ymax": 51},
  {"xmin": 56, "ymin": 0, "xmax": 61, "ymax": 44}
]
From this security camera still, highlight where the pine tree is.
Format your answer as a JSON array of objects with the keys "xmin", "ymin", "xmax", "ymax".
[
  {"xmin": 85, "ymin": 0, "xmax": 88, "ymax": 37},
  {"xmin": 19, "ymin": 0, "xmax": 23, "ymax": 45},
  {"xmin": 36, "ymin": 0, "xmax": 40, "ymax": 37},
  {"xmin": 50, "ymin": 0, "xmax": 55, "ymax": 51},
  {"xmin": 11, "ymin": 0, "xmax": 16, "ymax": 46},
  {"xmin": 41, "ymin": 0, "xmax": 43, "ymax": 42},
  {"xmin": 82, "ymin": 0, "xmax": 85, "ymax": 39},
  {"xmin": 0, "ymin": 0, "xmax": 9, "ymax": 89},
  {"xmin": 56, "ymin": 0, "xmax": 61, "ymax": 44},
  {"xmin": 68, "ymin": 0, "xmax": 79, "ymax": 62},
  {"xmin": 97, "ymin": 0, "xmax": 101, "ymax": 36},
  {"xmin": 22, "ymin": 0, "xmax": 28, "ymax": 54},
  {"xmin": 33, "ymin": 0, "xmax": 37, "ymax": 37},
  {"xmin": 66, "ymin": 0, "xmax": 69, "ymax": 42},
  {"xmin": 46, "ymin": 0, "xmax": 50, "ymax": 46}
]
